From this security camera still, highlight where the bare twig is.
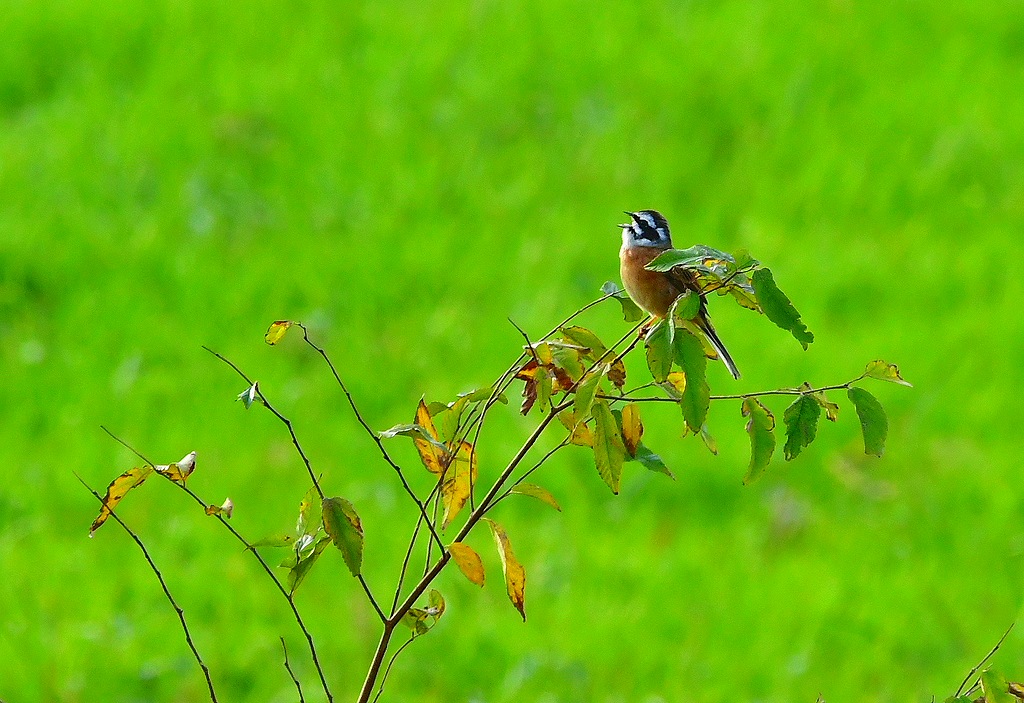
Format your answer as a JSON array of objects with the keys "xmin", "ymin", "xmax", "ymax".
[
  {"xmin": 359, "ymin": 575, "xmax": 387, "ymax": 623},
  {"xmin": 201, "ymin": 346, "xmax": 324, "ymax": 500},
  {"xmin": 955, "ymin": 623, "xmax": 1015, "ymax": 697},
  {"xmin": 371, "ymin": 634, "xmax": 418, "ymax": 703},
  {"xmin": 280, "ymin": 637, "xmax": 305, "ymax": 703},
  {"xmin": 286, "ymin": 331, "xmax": 447, "ymax": 552},
  {"xmin": 77, "ymin": 474, "xmax": 219, "ymax": 703},
  {"xmin": 99, "ymin": 428, "xmax": 335, "ymax": 703},
  {"xmin": 596, "ymin": 378, "xmax": 867, "ymax": 405}
]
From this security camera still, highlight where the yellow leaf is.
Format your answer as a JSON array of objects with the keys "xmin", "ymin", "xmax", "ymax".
[
  {"xmin": 441, "ymin": 442, "xmax": 477, "ymax": 529},
  {"xmin": 264, "ymin": 320, "xmax": 295, "ymax": 345},
  {"xmin": 664, "ymin": 371, "xmax": 687, "ymax": 395},
  {"xmin": 511, "ymin": 483, "xmax": 562, "ymax": 511},
  {"xmin": 485, "ymin": 519, "xmax": 526, "ymax": 621},
  {"xmin": 413, "ymin": 400, "xmax": 445, "ymax": 475},
  {"xmin": 557, "ymin": 409, "xmax": 593, "ymax": 447},
  {"xmin": 155, "ymin": 451, "xmax": 196, "ymax": 485},
  {"xmin": 620, "ymin": 403, "xmax": 643, "ymax": 458},
  {"xmin": 863, "ymin": 359, "xmax": 913, "ymax": 387},
  {"xmin": 89, "ymin": 465, "xmax": 155, "ymax": 536},
  {"xmin": 448, "ymin": 542, "xmax": 485, "ymax": 586}
]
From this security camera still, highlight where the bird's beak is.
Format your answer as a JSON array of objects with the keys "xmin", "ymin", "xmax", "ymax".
[
  {"xmin": 617, "ymin": 223, "xmax": 631, "ymax": 229},
  {"xmin": 618, "ymin": 211, "xmax": 635, "ymax": 230}
]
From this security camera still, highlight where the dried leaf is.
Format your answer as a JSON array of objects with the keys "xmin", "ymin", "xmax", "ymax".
[
  {"xmin": 155, "ymin": 451, "xmax": 196, "ymax": 485},
  {"xmin": 265, "ymin": 320, "xmax": 295, "ymax": 345},
  {"xmin": 322, "ymin": 497, "xmax": 364, "ymax": 576},
  {"xmin": 89, "ymin": 465, "xmax": 155, "ymax": 536},
  {"xmin": 441, "ymin": 442, "xmax": 478, "ymax": 529},
  {"xmin": 741, "ymin": 398, "xmax": 776, "ymax": 484},
  {"xmin": 511, "ymin": 483, "xmax": 562, "ymax": 511},
  {"xmin": 812, "ymin": 391, "xmax": 840, "ymax": 422},
  {"xmin": 485, "ymin": 519, "xmax": 526, "ymax": 621},
  {"xmin": 848, "ymin": 387, "xmax": 888, "ymax": 458},
  {"xmin": 863, "ymin": 359, "xmax": 913, "ymax": 387},
  {"xmin": 557, "ymin": 409, "xmax": 594, "ymax": 447},
  {"xmin": 448, "ymin": 542, "xmax": 485, "ymax": 586},
  {"xmin": 620, "ymin": 403, "xmax": 643, "ymax": 457},
  {"xmin": 412, "ymin": 400, "xmax": 446, "ymax": 475},
  {"xmin": 205, "ymin": 497, "xmax": 234, "ymax": 518}
]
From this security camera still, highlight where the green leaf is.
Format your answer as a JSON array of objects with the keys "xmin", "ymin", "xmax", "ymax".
[
  {"xmin": 644, "ymin": 318, "xmax": 674, "ymax": 383},
  {"xmin": 511, "ymin": 483, "xmax": 562, "ymax": 511},
  {"xmin": 751, "ymin": 268, "xmax": 814, "ymax": 349},
  {"xmin": 560, "ymin": 326, "xmax": 607, "ymax": 356},
  {"xmin": 574, "ymin": 366, "xmax": 605, "ymax": 419},
  {"xmin": 287, "ymin": 534, "xmax": 331, "ymax": 593},
  {"xmin": 863, "ymin": 359, "xmax": 913, "ymax": 387},
  {"xmin": 674, "ymin": 329, "xmax": 710, "ymax": 433},
  {"xmin": 591, "ymin": 399, "xmax": 625, "ymax": 494},
  {"xmin": 630, "ymin": 443, "xmax": 675, "ymax": 479},
  {"xmin": 741, "ymin": 398, "xmax": 776, "ymax": 484},
  {"xmin": 550, "ymin": 346, "xmax": 584, "ymax": 382},
  {"xmin": 981, "ymin": 669, "xmax": 1014, "ymax": 703},
  {"xmin": 847, "ymin": 387, "xmax": 888, "ymax": 457},
  {"xmin": 427, "ymin": 589, "xmax": 446, "ymax": 620},
  {"xmin": 321, "ymin": 497, "xmax": 364, "ymax": 576},
  {"xmin": 378, "ymin": 423, "xmax": 449, "ymax": 452},
  {"xmin": 699, "ymin": 425, "xmax": 719, "ymax": 455},
  {"xmin": 400, "ymin": 607, "xmax": 431, "ymax": 635},
  {"xmin": 782, "ymin": 395, "xmax": 821, "ymax": 461},
  {"xmin": 644, "ymin": 245, "xmax": 735, "ymax": 272},
  {"xmin": 673, "ymin": 290, "xmax": 701, "ymax": 321},
  {"xmin": 601, "ymin": 281, "xmax": 646, "ymax": 322},
  {"xmin": 236, "ymin": 382, "xmax": 259, "ymax": 409},
  {"xmin": 247, "ymin": 534, "xmax": 295, "ymax": 550},
  {"xmin": 296, "ymin": 485, "xmax": 322, "ymax": 539}
]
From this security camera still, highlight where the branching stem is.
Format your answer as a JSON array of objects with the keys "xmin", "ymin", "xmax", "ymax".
[{"xmin": 77, "ymin": 474, "xmax": 219, "ymax": 703}]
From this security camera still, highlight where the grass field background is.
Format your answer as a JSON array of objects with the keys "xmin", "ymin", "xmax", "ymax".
[{"xmin": 2, "ymin": 1, "xmax": 1024, "ymax": 701}]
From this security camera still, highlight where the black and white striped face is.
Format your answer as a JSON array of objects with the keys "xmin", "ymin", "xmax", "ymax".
[{"xmin": 619, "ymin": 210, "xmax": 672, "ymax": 249}]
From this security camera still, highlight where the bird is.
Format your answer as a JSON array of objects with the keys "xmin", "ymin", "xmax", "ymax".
[{"xmin": 618, "ymin": 209, "xmax": 740, "ymax": 379}]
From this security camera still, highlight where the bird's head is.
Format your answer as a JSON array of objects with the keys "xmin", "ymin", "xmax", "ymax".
[{"xmin": 618, "ymin": 210, "xmax": 672, "ymax": 249}]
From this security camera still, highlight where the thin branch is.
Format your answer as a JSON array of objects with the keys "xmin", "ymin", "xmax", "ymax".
[
  {"xmin": 280, "ymin": 637, "xmax": 305, "ymax": 703},
  {"xmin": 596, "ymin": 379, "xmax": 865, "ymax": 405},
  {"xmin": 77, "ymin": 474, "xmax": 218, "ymax": 703},
  {"xmin": 202, "ymin": 347, "xmax": 324, "ymax": 500},
  {"xmin": 955, "ymin": 623, "xmax": 1015, "ymax": 697},
  {"xmin": 359, "ymin": 575, "xmax": 387, "ymax": 623},
  {"xmin": 493, "ymin": 437, "xmax": 571, "ymax": 506},
  {"xmin": 99, "ymin": 428, "xmax": 335, "ymax": 703},
  {"xmin": 391, "ymin": 510, "xmax": 425, "ymax": 614},
  {"xmin": 285, "ymin": 332, "xmax": 447, "ymax": 552},
  {"xmin": 371, "ymin": 634, "xmax": 417, "ymax": 703}
]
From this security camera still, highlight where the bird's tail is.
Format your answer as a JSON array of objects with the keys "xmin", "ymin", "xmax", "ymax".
[{"xmin": 694, "ymin": 315, "xmax": 741, "ymax": 380}]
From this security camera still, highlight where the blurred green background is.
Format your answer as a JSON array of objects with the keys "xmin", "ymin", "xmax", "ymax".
[{"xmin": 2, "ymin": 1, "xmax": 1023, "ymax": 701}]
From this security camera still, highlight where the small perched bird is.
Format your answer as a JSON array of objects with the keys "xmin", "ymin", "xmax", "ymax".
[{"xmin": 618, "ymin": 209, "xmax": 740, "ymax": 379}]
